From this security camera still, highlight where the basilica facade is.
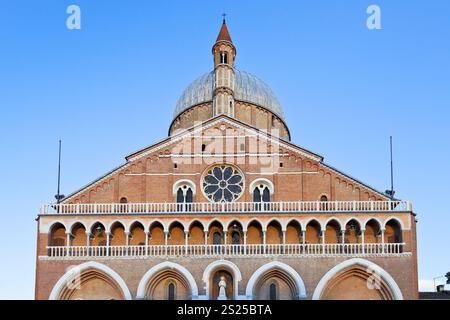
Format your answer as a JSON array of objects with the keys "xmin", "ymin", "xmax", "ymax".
[{"xmin": 35, "ymin": 21, "xmax": 418, "ymax": 300}]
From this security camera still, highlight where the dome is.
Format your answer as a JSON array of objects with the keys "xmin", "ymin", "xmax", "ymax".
[{"xmin": 173, "ymin": 70, "xmax": 286, "ymax": 121}]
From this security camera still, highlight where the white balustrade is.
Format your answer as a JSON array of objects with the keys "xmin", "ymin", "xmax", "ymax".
[
  {"xmin": 40, "ymin": 200, "xmax": 412, "ymax": 215},
  {"xmin": 46, "ymin": 243, "xmax": 406, "ymax": 258}
]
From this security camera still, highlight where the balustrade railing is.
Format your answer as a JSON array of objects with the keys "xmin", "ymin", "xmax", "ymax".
[
  {"xmin": 40, "ymin": 200, "xmax": 412, "ymax": 215},
  {"xmin": 46, "ymin": 243, "xmax": 406, "ymax": 258}
]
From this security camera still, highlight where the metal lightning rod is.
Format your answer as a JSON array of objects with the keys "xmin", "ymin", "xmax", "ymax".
[
  {"xmin": 385, "ymin": 136, "xmax": 395, "ymax": 200},
  {"xmin": 55, "ymin": 140, "xmax": 65, "ymax": 203}
]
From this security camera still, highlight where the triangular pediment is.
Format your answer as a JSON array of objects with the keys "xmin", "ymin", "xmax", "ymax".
[
  {"xmin": 61, "ymin": 115, "xmax": 389, "ymax": 203},
  {"xmin": 125, "ymin": 115, "xmax": 323, "ymax": 162}
]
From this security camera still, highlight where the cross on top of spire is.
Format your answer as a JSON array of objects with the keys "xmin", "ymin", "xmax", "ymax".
[{"xmin": 216, "ymin": 14, "xmax": 233, "ymax": 43}]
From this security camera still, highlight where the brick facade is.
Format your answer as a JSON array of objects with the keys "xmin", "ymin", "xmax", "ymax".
[{"xmin": 35, "ymin": 20, "xmax": 418, "ymax": 300}]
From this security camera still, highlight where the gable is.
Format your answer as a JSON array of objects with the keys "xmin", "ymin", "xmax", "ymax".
[{"xmin": 61, "ymin": 115, "xmax": 388, "ymax": 203}]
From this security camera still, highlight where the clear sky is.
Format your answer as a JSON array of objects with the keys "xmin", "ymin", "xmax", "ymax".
[{"xmin": 0, "ymin": 0, "xmax": 449, "ymax": 299}]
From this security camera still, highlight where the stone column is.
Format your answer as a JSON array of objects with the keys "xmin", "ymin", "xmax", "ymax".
[
  {"xmin": 204, "ymin": 230, "xmax": 208, "ymax": 255},
  {"xmin": 340, "ymin": 230, "xmax": 345, "ymax": 255},
  {"xmin": 262, "ymin": 230, "xmax": 266, "ymax": 254},
  {"xmin": 85, "ymin": 231, "xmax": 91, "ymax": 256},
  {"xmin": 223, "ymin": 231, "xmax": 228, "ymax": 255},
  {"xmin": 361, "ymin": 230, "xmax": 365, "ymax": 255},
  {"xmin": 105, "ymin": 231, "xmax": 110, "ymax": 256},
  {"xmin": 321, "ymin": 230, "xmax": 326, "ymax": 255},
  {"xmin": 184, "ymin": 230, "xmax": 189, "ymax": 255},
  {"xmin": 381, "ymin": 229, "xmax": 385, "ymax": 254},
  {"xmin": 243, "ymin": 231, "xmax": 247, "ymax": 255},
  {"xmin": 144, "ymin": 231, "xmax": 149, "ymax": 257},
  {"xmin": 66, "ymin": 232, "xmax": 71, "ymax": 257},
  {"xmin": 164, "ymin": 231, "xmax": 169, "ymax": 256},
  {"xmin": 125, "ymin": 231, "xmax": 130, "ymax": 256}
]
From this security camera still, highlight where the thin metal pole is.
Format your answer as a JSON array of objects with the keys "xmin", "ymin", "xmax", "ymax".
[
  {"xmin": 56, "ymin": 139, "xmax": 62, "ymax": 203},
  {"xmin": 390, "ymin": 136, "xmax": 394, "ymax": 200}
]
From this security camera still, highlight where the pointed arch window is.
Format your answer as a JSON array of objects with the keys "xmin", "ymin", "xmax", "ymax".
[
  {"xmin": 173, "ymin": 180, "xmax": 196, "ymax": 211},
  {"xmin": 185, "ymin": 188, "xmax": 193, "ymax": 203},
  {"xmin": 168, "ymin": 283, "xmax": 175, "ymax": 300},
  {"xmin": 253, "ymin": 186, "xmax": 270, "ymax": 202},
  {"xmin": 269, "ymin": 283, "xmax": 278, "ymax": 300},
  {"xmin": 262, "ymin": 187, "xmax": 270, "ymax": 202},
  {"xmin": 252, "ymin": 181, "xmax": 272, "ymax": 211},
  {"xmin": 253, "ymin": 188, "xmax": 261, "ymax": 203},
  {"xmin": 220, "ymin": 52, "xmax": 228, "ymax": 64},
  {"xmin": 176, "ymin": 188, "xmax": 184, "ymax": 203},
  {"xmin": 176, "ymin": 186, "xmax": 193, "ymax": 211},
  {"xmin": 250, "ymin": 179, "xmax": 274, "ymax": 211}
]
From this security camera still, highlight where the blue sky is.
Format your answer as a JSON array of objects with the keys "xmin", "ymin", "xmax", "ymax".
[{"xmin": 0, "ymin": 0, "xmax": 449, "ymax": 299}]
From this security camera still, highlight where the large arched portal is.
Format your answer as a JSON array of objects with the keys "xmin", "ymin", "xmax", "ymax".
[
  {"xmin": 136, "ymin": 262, "xmax": 198, "ymax": 300},
  {"xmin": 246, "ymin": 261, "xmax": 306, "ymax": 300},
  {"xmin": 313, "ymin": 258, "xmax": 403, "ymax": 300},
  {"xmin": 49, "ymin": 262, "xmax": 131, "ymax": 300}
]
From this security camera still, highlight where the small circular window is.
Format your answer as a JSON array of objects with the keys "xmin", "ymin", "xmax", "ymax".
[{"xmin": 202, "ymin": 165, "xmax": 244, "ymax": 202}]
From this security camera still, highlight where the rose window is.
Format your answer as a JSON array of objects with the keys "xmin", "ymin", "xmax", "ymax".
[{"xmin": 202, "ymin": 165, "xmax": 244, "ymax": 202}]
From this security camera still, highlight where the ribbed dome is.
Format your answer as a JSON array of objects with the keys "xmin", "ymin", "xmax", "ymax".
[{"xmin": 173, "ymin": 70, "xmax": 285, "ymax": 121}]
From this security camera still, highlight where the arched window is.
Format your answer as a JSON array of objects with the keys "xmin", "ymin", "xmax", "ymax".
[
  {"xmin": 168, "ymin": 283, "xmax": 175, "ymax": 300},
  {"xmin": 269, "ymin": 283, "xmax": 277, "ymax": 300},
  {"xmin": 174, "ymin": 181, "xmax": 194, "ymax": 211},
  {"xmin": 253, "ymin": 183, "xmax": 271, "ymax": 211},
  {"xmin": 213, "ymin": 232, "xmax": 222, "ymax": 245},
  {"xmin": 49, "ymin": 223, "xmax": 66, "ymax": 247},
  {"xmin": 186, "ymin": 188, "xmax": 193, "ymax": 203},
  {"xmin": 253, "ymin": 188, "xmax": 261, "ymax": 202},
  {"xmin": 320, "ymin": 195, "xmax": 328, "ymax": 202},
  {"xmin": 262, "ymin": 187, "xmax": 270, "ymax": 202},
  {"xmin": 220, "ymin": 52, "xmax": 228, "ymax": 64},
  {"xmin": 250, "ymin": 179, "xmax": 274, "ymax": 209},
  {"xmin": 176, "ymin": 188, "xmax": 184, "ymax": 203},
  {"xmin": 253, "ymin": 185, "xmax": 270, "ymax": 202}
]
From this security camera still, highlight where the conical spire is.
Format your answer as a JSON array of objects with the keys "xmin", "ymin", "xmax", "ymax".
[{"xmin": 216, "ymin": 18, "xmax": 232, "ymax": 43}]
